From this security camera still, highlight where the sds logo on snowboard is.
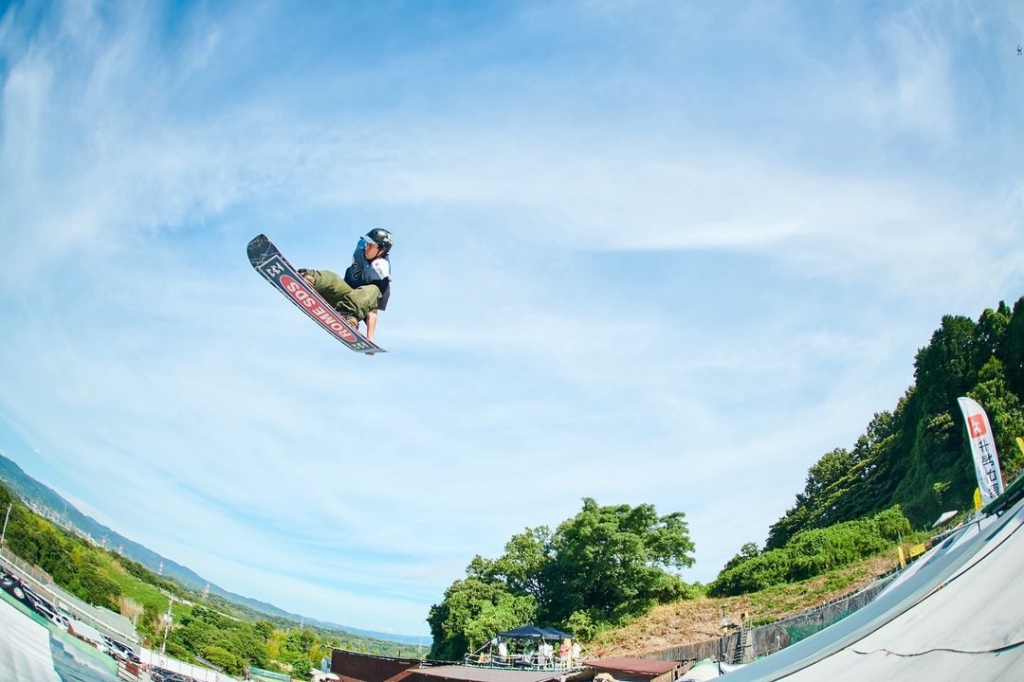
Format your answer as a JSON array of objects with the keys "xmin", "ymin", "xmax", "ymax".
[{"xmin": 281, "ymin": 275, "xmax": 358, "ymax": 342}]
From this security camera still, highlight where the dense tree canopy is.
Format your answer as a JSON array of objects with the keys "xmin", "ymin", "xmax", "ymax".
[
  {"xmin": 428, "ymin": 498, "xmax": 697, "ymax": 659},
  {"xmin": 541, "ymin": 498, "xmax": 696, "ymax": 625},
  {"xmin": 5, "ymin": 295, "xmax": 1022, "ymax": 665},
  {"xmin": 711, "ymin": 507, "xmax": 911, "ymax": 596},
  {"xmin": 765, "ymin": 297, "xmax": 1024, "ymax": 551},
  {"xmin": 426, "ymin": 577, "xmax": 537, "ymax": 661},
  {"xmin": 0, "ymin": 482, "xmax": 415, "ymax": 676}
]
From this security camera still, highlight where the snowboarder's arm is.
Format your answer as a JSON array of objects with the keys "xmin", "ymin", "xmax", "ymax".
[{"xmin": 366, "ymin": 309, "xmax": 379, "ymax": 342}]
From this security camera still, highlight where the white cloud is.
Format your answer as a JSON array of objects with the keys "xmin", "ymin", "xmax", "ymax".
[{"xmin": 1, "ymin": 0, "xmax": 1022, "ymax": 636}]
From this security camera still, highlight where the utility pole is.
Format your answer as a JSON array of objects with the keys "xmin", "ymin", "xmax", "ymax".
[
  {"xmin": 161, "ymin": 597, "xmax": 174, "ymax": 654},
  {"xmin": 0, "ymin": 503, "xmax": 12, "ymax": 556}
]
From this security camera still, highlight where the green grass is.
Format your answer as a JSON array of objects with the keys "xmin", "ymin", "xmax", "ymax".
[{"xmin": 98, "ymin": 560, "xmax": 171, "ymax": 613}]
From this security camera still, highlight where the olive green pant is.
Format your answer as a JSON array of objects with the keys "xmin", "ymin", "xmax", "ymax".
[{"xmin": 308, "ymin": 269, "xmax": 381, "ymax": 321}]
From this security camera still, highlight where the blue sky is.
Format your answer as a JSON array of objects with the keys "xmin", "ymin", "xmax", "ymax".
[{"xmin": 1, "ymin": 0, "xmax": 1023, "ymax": 637}]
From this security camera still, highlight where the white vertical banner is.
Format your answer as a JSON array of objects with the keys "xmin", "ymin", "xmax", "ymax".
[{"xmin": 957, "ymin": 397, "xmax": 1004, "ymax": 505}]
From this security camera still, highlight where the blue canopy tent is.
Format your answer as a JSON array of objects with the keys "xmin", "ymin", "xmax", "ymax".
[
  {"xmin": 467, "ymin": 624, "xmax": 582, "ymax": 670},
  {"xmin": 541, "ymin": 627, "xmax": 573, "ymax": 640},
  {"xmin": 497, "ymin": 625, "xmax": 574, "ymax": 641}
]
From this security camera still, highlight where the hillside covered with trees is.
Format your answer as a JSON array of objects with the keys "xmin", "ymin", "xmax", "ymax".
[
  {"xmin": 706, "ymin": 297, "xmax": 1024, "ymax": 597},
  {"xmin": 427, "ymin": 498, "xmax": 700, "ymax": 660},
  {"xmin": 3, "ymin": 297, "xmax": 1021, "ymax": 669},
  {"xmin": 0, "ymin": 481, "xmax": 418, "ymax": 677},
  {"xmin": 428, "ymin": 296, "xmax": 1024, "ymax": 657},
  {"xmin": 764, "ymin": 297, "xmax": 1024, "ymax": 547}
]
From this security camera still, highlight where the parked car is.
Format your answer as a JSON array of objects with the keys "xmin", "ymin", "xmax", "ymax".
[
  {"xmin": 151, "ymin": 669, "xmax": 196, "ymax": 682},
  {"xmin": 0, "ymin": 573, "xmax": 34, "ymax": 607},
  {"xmin": 28, "ymin": 595, "xmax": 58, "ymax": 621},
  {"xmin": 101, "ymin": 636, "xmax": 141, "ymax": 663},
  {"xmin": 114, "ymin": 642, "xmax": 140, "ymax": 663}
]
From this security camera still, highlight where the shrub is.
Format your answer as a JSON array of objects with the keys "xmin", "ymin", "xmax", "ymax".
[
  {"xmin": 203, "ymin": 646, "xmax": 241, "ymax": 675},
  {"xmin": 710, "ymin": 506, "xmax": 910, "ymax": 595},
  {"xmin": 708, "ymin": 550, "xmax": 792, "ymax": 597},
  {"xmin": 786, "ymin": 522, "xmax": 889, "ymax": 580},
  {"xmin": 871, "ymin": 506, "xmax": 912, "ymax": 541}
]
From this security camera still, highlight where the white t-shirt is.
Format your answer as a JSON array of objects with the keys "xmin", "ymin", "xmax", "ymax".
[{"xmin": 369, "ymin": 256, "xmax": 390, "ymax": 281}]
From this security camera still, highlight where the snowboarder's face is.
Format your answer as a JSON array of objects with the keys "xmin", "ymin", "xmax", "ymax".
[{"xmin": 364, "ymin": 241, "xmax": 383, "ymax": 259}]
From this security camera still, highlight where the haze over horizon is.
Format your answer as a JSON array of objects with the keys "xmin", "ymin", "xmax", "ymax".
[
  {"xmin": 0, "ymin": 450, "xmax": 423, "ymax": 643},
  {"xmin": 2, "ymin": 1, "xmax": 1023, "ymax": 636}
]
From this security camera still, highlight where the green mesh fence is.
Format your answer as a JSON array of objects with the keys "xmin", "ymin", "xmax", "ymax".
[
  {"xmin": 752, "ymin": 576, "xmax": 894, "ymax": 657},
  {"xmin": 248, "ymin": 667, "xmax": 291, "ymax": 682},
  {"xmin": 643, "ymin": 573, "xmax": 897, "ymax": 663},
  {"xmin": 784, "ymin": 607, "xmax": 855, "ymax": 645}
]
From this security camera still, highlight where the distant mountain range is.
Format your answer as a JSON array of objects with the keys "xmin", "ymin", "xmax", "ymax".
[{"xmin": 0, "ymin": 452, "xmax": 426, "ymax": 646}]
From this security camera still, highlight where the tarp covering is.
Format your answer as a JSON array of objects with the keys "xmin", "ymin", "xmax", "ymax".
[
  {"xmin": 413, "ymin": 665, "xmax": 565, "ymax": 682},
  {"xmin": 0, "ymin": 594, "xmax": 61, "ymax": 682},
  {"xmin": 0, "ymin": 595, "xmax": 119, "ymax": 682},
  {"xmin": 540, "ymin": 627, "xmax": 573, "ymax": 640}
]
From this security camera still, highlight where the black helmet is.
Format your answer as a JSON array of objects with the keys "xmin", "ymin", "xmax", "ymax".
[{"xmin": 365, "ymin": 228, "xmax": 394, "ymax": 254}]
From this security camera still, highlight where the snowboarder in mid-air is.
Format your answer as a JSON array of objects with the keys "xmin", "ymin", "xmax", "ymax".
[{"xmin": 299, "ymin": 229, "xmax": 393, "ymax": 343}]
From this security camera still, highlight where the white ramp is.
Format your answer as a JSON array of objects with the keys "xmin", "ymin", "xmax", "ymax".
[{"xmin": 721, "ymin": 497, "xmax": 1024, "ymax": 681}]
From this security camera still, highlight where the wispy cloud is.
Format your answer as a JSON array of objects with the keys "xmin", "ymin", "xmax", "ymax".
[{"xmin": 1, "ymin": 0, "xmax": 1022, "ymax": 635}]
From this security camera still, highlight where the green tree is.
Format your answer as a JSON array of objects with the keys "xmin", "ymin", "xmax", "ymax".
[
  {"xmin": 484, "ymin": 526, "xmax": 553, "ymax": 600},
  {"xmin": 711, "ymin": 507, "xmax": 910, "ymax": 596},
  {"xmin": 1003, "ymin": 299, "xmax": 1024, "ymax": 396},
  {"xmin": 721, "ymin": 542, "xmax": 760, "ymax": 573},
  {"xmin": 976, "ymin": 303, "xmax": 1012, "ymax": 363},
  {"xmin": 72, "ymin": 553, "xmax": 122, "ymax": 609},
  {"xmin": 708, "ymin": 549, "xmax": 792, "ymax": 596},
  {"xmin": 279, "ymin": 626, "xmax": 322, "ymax": 679},
  {"xmin": 971, "ymin": 358, "xmax": 1024, "ymax": 482},
  {"xmin": 175, "ymin": 612, "xmax": 217, "ymax": 654},
  {"xmin": 913, "ymin": 315, "xmax": 979, "ymax": 416},
  {"xmin": 254, "ymin": 620, "xmax": 275, "ymax": 640},
  {"xmin": 427, "ymin": 578, "xmax": 536, "ymax": 661},
  {"xmin": 542, "ymin": 499, "xmax": 695, "ymax": 625},
  {"xmin": 202, "ymin": 646, "xmax": 241, "ymax": 675},
  {"xmin": 767, "ymin": 447, "xmax": 861, "ymax": 549},
  {"xmin": 428, "ymin": 499, "xmax": 696, "ymax": 657},
  {"xmin": 768, "ymin": 297, "xmax": 1024, "ymax": 543}
]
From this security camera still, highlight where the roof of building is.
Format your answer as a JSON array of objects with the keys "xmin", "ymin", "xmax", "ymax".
[
  {"xmin": 587, "ymin": 658, "xmax": 682, "ymax": 676},
  {"xmin": 412, "ymin": 665, "xmax": 567, "ymax": 682},
  {"xmin": 331, "ymin": 649, "xmax": 423, "ymax": 682},
  {"xmin": 68, "ymin": 618, "xmax": 106, "ymax": 645}
]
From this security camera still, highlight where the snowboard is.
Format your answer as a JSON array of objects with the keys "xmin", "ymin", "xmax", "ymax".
[{"xmin": 247, "ymin": 234, "xmax": 386, "ymax": 354}]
